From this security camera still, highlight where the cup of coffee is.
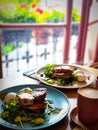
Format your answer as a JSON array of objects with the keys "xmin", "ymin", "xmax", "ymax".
[{"xmin": 77, "ymin": 86, "xmax": 98, "ymax": 124}]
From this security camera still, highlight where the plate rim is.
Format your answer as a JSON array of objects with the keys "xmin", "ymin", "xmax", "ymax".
[
  {"xmin": 0, "ymin": 84, "xmax": 70, "ymax": 130},
  {"xmin": 35, "ymin": 64, "xmax": 95, "ymax": 89}
]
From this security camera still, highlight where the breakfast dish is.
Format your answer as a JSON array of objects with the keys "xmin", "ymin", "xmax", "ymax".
[
  {"xmin": 0, "ymin": 84, "xmax": 70, "ymax": 130},
  {"xmin": 35, "ymin": 64, "xmax": 95, "ymax": 89}
]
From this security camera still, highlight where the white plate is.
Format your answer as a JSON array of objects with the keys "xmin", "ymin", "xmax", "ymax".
[{"xmin": 36, "ymin": 64, "xmax": 95, "ymax": 89}]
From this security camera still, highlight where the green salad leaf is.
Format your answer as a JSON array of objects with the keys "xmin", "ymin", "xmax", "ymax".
[{"xmin": 44, "ymin": 64, "xmax": 55, "ymax": 77}]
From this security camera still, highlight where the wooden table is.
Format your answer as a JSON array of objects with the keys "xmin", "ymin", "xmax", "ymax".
[{"xmin": 0, "ymin": 66, "xmax": 98, "ymax": 130}]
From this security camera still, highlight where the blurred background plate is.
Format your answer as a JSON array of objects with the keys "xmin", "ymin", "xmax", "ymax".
[{"xmin": 36, "ymin": 64, "xmax": 95, "ymax": 89}]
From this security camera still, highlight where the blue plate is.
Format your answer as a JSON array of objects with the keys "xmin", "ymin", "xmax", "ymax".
[{"xmin": 0, "ymin": 84, "xmax": 70, "ymax": 130}]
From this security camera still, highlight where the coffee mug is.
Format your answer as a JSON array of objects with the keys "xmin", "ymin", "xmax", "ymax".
[{"xmin": 77, "ymin": 86, "xmax": 98, "ymax": 124}]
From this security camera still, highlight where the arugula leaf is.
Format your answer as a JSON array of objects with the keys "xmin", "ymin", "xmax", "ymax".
[
  {"xmin": 44, "ymin": 64, "xmax": 55, "ymax": 77},
  {"xmin": 73, "ymin": 66, "xmax": 78, "ymax": 71},
  {"xmin": 45, "ymin": 100, "xmax": 62, "ymax": 115}
]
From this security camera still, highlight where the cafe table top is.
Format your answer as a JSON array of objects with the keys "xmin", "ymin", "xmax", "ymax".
[{"xmin": 0, "ymin": 66, "xmax": 98, "ymax": 130}]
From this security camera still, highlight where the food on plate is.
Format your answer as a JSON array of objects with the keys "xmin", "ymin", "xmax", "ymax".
[
  {"xmin": 73, "ymin": 69, "xmax": 86, "ymax": 81},
  {"xmin": 18, "ymin": 93, "xmax": 35, "ymax": 106},
  {"xmin": 0, "ymin": 87, "xmax": 62, "ymax": 128},
  {"xmin": 32, "ymin": 88, "xmax": 47, "ymax": 102},
  {"xmin": 19, "ymin": 88, "xmax": 47, "ymax": 112},
  {"xmin": 53, "ymin": 66, "xmax": 73, "ymax": 77},
  {"xmin": 20, "ymin": 87, "xmax": 33, "ymax": 94},
  {"xmin": 40, "ymin": 64, "xmax": 90, "ymax": 86},
  {"xmin": 4, "ymin": 92, "xmax": 17, "ymax": 104}
]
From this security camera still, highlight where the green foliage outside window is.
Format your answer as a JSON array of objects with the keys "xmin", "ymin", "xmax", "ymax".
[{"xmin": 0, "ymin": 0, "xmax": 80, "ymax": 23}]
